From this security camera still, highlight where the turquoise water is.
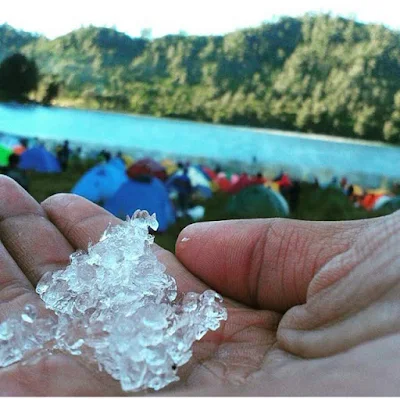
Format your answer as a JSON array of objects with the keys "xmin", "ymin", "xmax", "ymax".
[{"xmin": 0, "ymin": 103, "xmax": 399, "ymax": 181}]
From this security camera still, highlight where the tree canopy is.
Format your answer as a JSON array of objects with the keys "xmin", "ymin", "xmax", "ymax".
[{"xmin": 0, "ymin": 53, "xmax": 39, "ymax": 100}]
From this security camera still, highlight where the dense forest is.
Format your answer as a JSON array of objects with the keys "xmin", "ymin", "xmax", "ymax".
[{"xmin": 1, "ymin": 14, "xmax": 400, "ymax": 143}]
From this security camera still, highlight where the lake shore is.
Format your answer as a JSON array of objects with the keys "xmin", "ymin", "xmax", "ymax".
[
  {"xmin": 52, "ymin": 99, "xmax": 396, "ymax": 149},
  {"xmin": 1, "ymin": 103, "xmax": 398, "ymax": 188}
]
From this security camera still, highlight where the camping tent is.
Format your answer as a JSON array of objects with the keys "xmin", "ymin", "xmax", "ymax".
[
  {"xmin": 104, "ymin": 177, "xmax": 176, "ymax": 232},
  {"xmin": 168, "ymin": 166, "xmax": 212, "ymax": 199},
  {"xmin": 120, "ymin": 154, "xmax": 135, "ymax": 168},
  {"xmin": 161, "ymin": 159, "xmax": 178, "ymax": 176},
  {"xmin": 13, "ymin": 144, "xmax": 26, "ymax": 155},
  {"xmin": 107, "ymin": 157, "xmax": 126, "ymax": 171},
  {"xmin": 193, "ymin": 165, "xmax": 212, "ymax": 181},
  {"xmin": 227, "ymin": 185, "xmax": 289, "ymax": 219},
  {"xmin": 71, "ymin": 159, "xmax": 128, "ymax": 203},
  {"xmin": 375, "ymin": 196, "xmax": 400, "ymax": 212},
  {"xmin": 201, "ymin": 166, "xmax": 217, "ymax": 180},
  {"xmin": 19, "ymin": 146, "xmax": 61, "ymax": 172},
  {"xmin": 215, "ymin": 172, "xmax": 232, "ymax": 192},
  {"xmin": 0, "ymin": 145, "xmax": 13, "ymax": 167},
  {"xmin": 127, "ymin": 158, "xmax": 167, "ymax": 181},
  {"xmin": 373, "ymin": 195, "xmax": 393, "ymax": 211}
]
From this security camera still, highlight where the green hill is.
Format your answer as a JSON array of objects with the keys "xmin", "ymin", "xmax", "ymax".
[
  {"xmin": 2, "ymin": 15, "xmax": 400, "ymax": 143},
  {"xmin": 0, "ymin": 24, "xmax": 39, "ymax": 59}
]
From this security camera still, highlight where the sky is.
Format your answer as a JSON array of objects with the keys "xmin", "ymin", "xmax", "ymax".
[{"xmin": 1, "ymin": 0, "xmax": 400, "ymax": 39}]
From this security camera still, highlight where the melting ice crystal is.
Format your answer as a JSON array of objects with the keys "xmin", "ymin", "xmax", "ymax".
[{"xmin": 0, "ymin": 210, "xmax": 227, "ymax": 392}]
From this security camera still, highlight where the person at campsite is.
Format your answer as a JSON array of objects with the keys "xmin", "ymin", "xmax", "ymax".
[
  {"xmin": 2, "ymin": 153, "xmax": 29, "ymax": 192},
  {"xmin": 347, "ymin": 183, "xmax": 355, "ymax": 199},
  {"xmin": 328, "ymin": 176, "xmax": 339, "ymax": 188},
  {"xmin": 167, "ymin": 166, "xmax": 193, "ymax": 218},
  {"xmin": 99, "ymin": 149, "xmax": 112, "ymax": 163},
  {"xmin": 75, "ymin": 146, "xmax": 82, "ymax": 159},
  {"xmin": 277, "ymin": 171, "xmax": 292, "ymax": 200},
  {"xmin": 340, "ymin": 176, "xmax": 348, "ymax": 191},
  {"xmin": 0, "ymin": 176, "xmax": 400, "ymax": 395},
  {"xmin": 13, "ymin": 138, "xmax": 28, "ymax": 155},
  {"xmin": 56, "ymin": 140, "xmax": 71, "ymax": 172},
  {"xmin": 288, "ymin": 179, "xmax": 301, "ymax": 212}
]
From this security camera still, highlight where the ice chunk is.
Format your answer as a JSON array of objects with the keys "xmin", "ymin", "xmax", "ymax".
[
  {"xmin": 0, "ymin": 210, "xmax": 227, "ymax": 392},
  {"xmin": 21, "ymin": 304, "xmax": 38, "ymax": 324}
]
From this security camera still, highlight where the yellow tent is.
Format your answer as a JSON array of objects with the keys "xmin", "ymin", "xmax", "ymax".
[
  {"xmin": 121, "ymin": 154, "xmax": 135, "ymax": 168},
  {"xmin": 161, "ymin": 159, "xmax": 178, "ymax": 175},
  {"xmin": 352, "ymin": 184, "xmax": 365, "ymax": 196},
  {"xmin": 264, "ymin": 181, "xmax": 281, "ymax": 193},
  {"xmin": 367, "ymin": 188, "xmax": 392, "ymax": 196},
  {"xmin": 211, "ymin": 180, "xmax": 220, "ymax": 192}
]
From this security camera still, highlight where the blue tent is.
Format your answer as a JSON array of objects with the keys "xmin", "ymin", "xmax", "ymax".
[
  {"xmin": 104, "ymin": 177, "xmax": 176, "ymax": 232},
  {"xmin": 194, "ymin": 164, "xmax": 212, "ymax": 181},
  {"xmin": 72, "ymin": 160, "xmax": 128, "ymax": 203},
  {"xmin": 20, "ymin": 146, "xmax": 61, "ymax": 173},
  {"xmin": 107, "ymin": 157, "xmax": 126, "ymax": 171}
]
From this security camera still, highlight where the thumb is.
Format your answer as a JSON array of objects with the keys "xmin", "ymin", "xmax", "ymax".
[{"xmin": 176, "ymin": 218, "xmax": 373, "ymax": 312}]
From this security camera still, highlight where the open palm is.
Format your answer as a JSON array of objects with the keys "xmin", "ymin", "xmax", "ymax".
[{"xmin": 1, "ymin": 175, "xmax": 400, "ymax": 396}]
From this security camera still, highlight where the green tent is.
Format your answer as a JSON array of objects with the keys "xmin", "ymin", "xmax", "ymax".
[
  {"xmin": 0, "ymin": 145, "xmax": 13, "ymax": 167},
  {"xmin": 227, "ymin": 185, "xmax": 289, "ymax": 219}
]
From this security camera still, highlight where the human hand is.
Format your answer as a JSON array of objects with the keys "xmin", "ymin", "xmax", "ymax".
[
  {"xmin": 0, "ymin": 176, "xmax": 274, "ymax": 396},
  {"xmin": 0, "ymin": 175, "xmax": 400, "ymax": 395},
  {"xmin": 174, "ymin": 206, "xmax": 400, "ymax": 395}
]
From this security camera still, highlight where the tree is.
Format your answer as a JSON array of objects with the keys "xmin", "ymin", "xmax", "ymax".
[
  {"xmin": 42, "ymin": 81, "xmax": 60, "ymax": 105},
  {"xmin": 383, "ymin": 91, "xmax": 400, "ymax": 143},
  {"xmin": 0, "ymin": 53, "xmax": 39, "ymax": 99}
]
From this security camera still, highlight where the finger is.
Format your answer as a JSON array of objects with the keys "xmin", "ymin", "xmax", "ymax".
[
  {"xmin": 175, "ymin": 217, "xmax": 376, "ymax": 312},
  {"xmin": 0, "ymin": 240, "xmax": 36, "ymax": 320},
  {"xmin": 0, "ymin": 176, "xmax": 74, "ymax": 286},
  {"xmin": 41, "ymin": 194, "xmax": 208, "ymax": 293}
]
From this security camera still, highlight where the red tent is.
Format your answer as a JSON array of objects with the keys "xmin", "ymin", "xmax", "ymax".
[
  {"xmin": 213, "ymin": 172, "xmax": 231, "ymax": 192},
  {"xmin": 278, "ymin": 173, "xmax": 292, "ymax": 188},
  {"xmin": 360, "ymin": 193, "xmax": 382, "ymax": 211},
  {"xmin": 250, "ymin": 175, "xmax": 267, "ymax": 185},
  {"xmin": 127, "ymin": 158, "xmax": 167, "ymax": 181},
  {"xmin": 228, "ymin": 173, "xmax": 253, "ymax": 194},
  {"xmin": 202, "ymin": 166, "xmax": 217, "ymax": 180}
]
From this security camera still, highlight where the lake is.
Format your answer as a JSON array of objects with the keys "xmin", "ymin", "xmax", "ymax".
[{"xmin": 0, "ymin": 103, "xmax": 399, "ymax": 184}]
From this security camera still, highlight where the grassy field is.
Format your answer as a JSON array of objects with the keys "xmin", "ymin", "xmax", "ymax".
[{"xmin": 25, "ymin": 160, "xmax": 395, "ymax": 254}]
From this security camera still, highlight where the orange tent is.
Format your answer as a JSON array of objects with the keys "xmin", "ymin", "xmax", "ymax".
[
  {"xmin": 360, "ymin": 193, "xmax": 382, "ymax": 211},
  {"xmin": 13, "ymin": 145, "xmax": 26, "ymax": 155}
]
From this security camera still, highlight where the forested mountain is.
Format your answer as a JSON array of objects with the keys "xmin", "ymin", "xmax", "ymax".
[
  {"xmin": 0, "ymin": 24, "xmax": 38, "ymax": 59},
  {"xmin": 2, "ymin": 14, "xmax": 400, "ymax": 143}
]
